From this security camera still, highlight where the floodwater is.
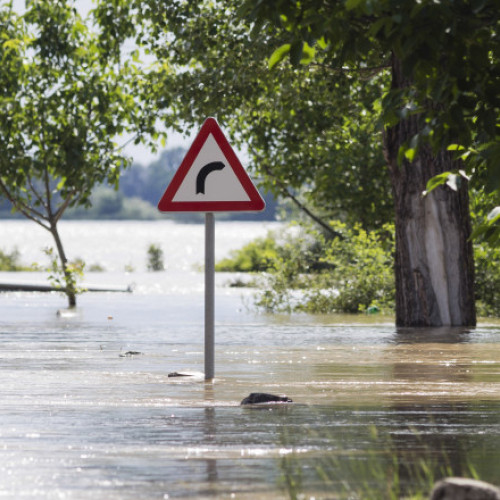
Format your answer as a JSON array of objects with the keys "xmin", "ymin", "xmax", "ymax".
[{"xmin": 1, "ymin": 220, "xmax": 500, "ymax": 499}]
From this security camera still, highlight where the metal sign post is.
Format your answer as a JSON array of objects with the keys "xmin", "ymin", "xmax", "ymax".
[
  {"xmin": 157, "ymin": 118, "xmax": 265, "ymax": 381},
  {"xmin": 204, "ymin": 212, "xmax": 215, "ymax": 380}
]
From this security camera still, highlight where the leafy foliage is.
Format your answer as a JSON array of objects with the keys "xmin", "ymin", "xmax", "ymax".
[
  {"xmin": 240, "ymin": 0, "xmax": 500, "ymax": 243},
  {"xmin": 0, "ymin": 247, "xmax": 29, "ymax": 271},
  {"xmin": 471, "ymin": 206, "xmax": 500, "ymax": 246},
  {"xmin": 94, "ymin": 0, "xmax": 394, "ymax": 231},
  {"xmin": 470, "ymin": 190, "xmax": 500, "ymax": 317},
  {"xmin": 43, "ymin": 247, "xmax": 85, "ymax": 295},
  {"xmin": 146, "ymin": 243, "xmax": 165, "ymax": 271},
  {"xmin": 0, "ymin": 0, "xmax": 158, "ymax": 305},
  {"xmin": 223, "ymin": 217, "xmax": 500, "ymax": 317},
  {"xmin": 215, "ymin": 234, "xmax": 278, "ymax": 273},
  {"xmin": 474, "ymin": 242, "xmax": 500, "ymax": 318},
  {"xmin": 250, "ymin": 223, "xmax": 395, "ymax": 314}
]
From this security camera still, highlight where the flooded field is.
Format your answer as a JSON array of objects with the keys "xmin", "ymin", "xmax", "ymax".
[{"xmin": 1, "ymin": 221, "xmax": 500, "ymax": 498}]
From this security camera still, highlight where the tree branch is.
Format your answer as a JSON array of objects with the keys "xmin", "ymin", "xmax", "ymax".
[
  {"xmin": 53, "ymin": 192, "xmax": 76, "ymax": 224},
  {"xmin": 43, "ymin": 164, "xmax": 53, "ymax": 219},
  {"xmin": 0, "ymin": 179, "xmax": 50, "ymax": 231},
  {"xmin": 249, "ymin": 149, "xmax": 342, "ymax": 238},
  {"xmin": 27, "ymin": 175, "xmax": 48, "ymax": 211}
]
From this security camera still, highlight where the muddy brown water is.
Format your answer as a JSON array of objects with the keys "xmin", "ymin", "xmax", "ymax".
[
  {"xmin": 1, "ymin": 221, "xmax": 500, "ymax": 498},
  {"xmin": 1, "ymin": 287, "xmax": 500, "ymax": 499}
]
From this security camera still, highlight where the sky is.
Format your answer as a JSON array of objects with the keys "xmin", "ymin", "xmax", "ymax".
[{"xmin": 11, "ymin": 0, "xmax": 195, "ymax": 165}]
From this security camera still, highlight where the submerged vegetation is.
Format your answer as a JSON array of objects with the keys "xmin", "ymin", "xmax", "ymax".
[
  {"xmin": 215, "ymin": 235, "xmax": 279, "ymax": 273},
  {"xmin": 146, "ymin": 243, "xmax": 165, "ymax": 271},
  {"xmin": 279, "ymin": 423, "xmax": 480, "ymax": 500},
  {"xmin": 0, "ymin": 247, "xmax": 31, "ymax": 271},
  {"xmin": 219, "ymin": 222, "xmax": 395, "ymax": 315},
  {"xmin": 217, "ymin": 221, "xmax": 500, "ymax": 318},
  {"xmin": 43, "ymin": 247, "xmax": 86, "ymax": 295}
]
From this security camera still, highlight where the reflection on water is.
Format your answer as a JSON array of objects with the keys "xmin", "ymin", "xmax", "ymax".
[
  {"xmin": 1, "ymin": 221, "xmax": 500, "ymax": 498},
  {"xmin": 395, "ymin": 326, "xmax": 475, "ymax": 343},
  {"xmin": 1, "ymin": 288, "xmax": 500, "ymax": 499}
]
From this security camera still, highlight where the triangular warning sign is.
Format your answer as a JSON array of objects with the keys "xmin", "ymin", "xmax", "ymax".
[{"xmin": 158, "ymin": 118, "xmax": 265, "ymax": 212}]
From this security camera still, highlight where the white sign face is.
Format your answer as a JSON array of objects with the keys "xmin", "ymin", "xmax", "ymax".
[{"xmin": 172, "ymin": 134, "xmax": 251, "ymax": 203}]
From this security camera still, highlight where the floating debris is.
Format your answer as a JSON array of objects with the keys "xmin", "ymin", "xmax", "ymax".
[
  {"xmin": 240, "ymin": 393, "xmax": 293, "ymax": 405},
  {"xmin": 119, "ymin": 351, "xmax": 143, "ymax": 358}
]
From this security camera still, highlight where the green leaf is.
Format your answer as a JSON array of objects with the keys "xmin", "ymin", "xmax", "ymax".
[
  {"xmin": 487, "ymin": 206, "xmax": 500, "ymax": 222},
  {"xmin": 268, "ymin": 43, "xmax": 290, "ymax": 69},
  {"xmin": 300, "ymin": 42, "xmax": 316, "ymax": 65},
  {"xmin": 345, "ymin": 0, "xmax": 364, "ymax": 10},
  {"xmin": 317, "ymin": 37, "xmax": 327, "ymax": 50},
  {"xmin": 404, "ymin": 147, "xmax": 416, "ymax": 162},
  {"xmin": 447, "ymin": 144, "xmax": 466, "ymax": 151},
  {"xmin": 471, "ymin": 223, "xmax": 497, "ymax": 242},
  {"xmin": 424, "ymin": 172, "xmax": 453, "ymax": 195}
]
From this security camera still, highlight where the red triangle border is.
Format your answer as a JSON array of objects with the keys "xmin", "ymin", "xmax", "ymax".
[{"xmin": 157, "ymin": 118, "xmax": 265, "ymax": 213}]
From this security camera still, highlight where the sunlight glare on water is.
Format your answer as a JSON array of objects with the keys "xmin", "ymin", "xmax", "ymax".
[{"xmin": 1, "ymin": 220, "xmax": 500, "ymax": 499}]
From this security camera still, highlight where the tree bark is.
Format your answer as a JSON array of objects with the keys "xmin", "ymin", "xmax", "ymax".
[
  {"xmin": 384, "ymin": 55, "xmax": 476, "ymax": 327},
  {"xmin": 50, "ymin": 222, "xmax": 77, "ymax": 308}
]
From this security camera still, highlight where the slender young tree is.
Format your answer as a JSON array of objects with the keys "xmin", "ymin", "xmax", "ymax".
[{"xmin": 0, "ymin": 0, "xmax": 157, "ymax": 306}]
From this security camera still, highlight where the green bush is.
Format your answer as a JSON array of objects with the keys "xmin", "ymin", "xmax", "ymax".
[
  {"xmin": 0, "ymin": 247, "xmax": 30, "ymax": 271},
  {"xmin": 474, "ymin": 242, "xmax": 500, "ymax": 317},
  {"xmin": 255, "ymin": 222, "xmax": 395, "ymax": 314},
  {"xmin": 215, "ymin": 234, "xmax": 279, "ymax": 272},
  {"xmin": 219, "ymin": 218, "xmax": 500, "ymax": 318},
  {"xmin": 147, "ymin": 243, "xmax": 165, "ymax": 271},
  {"xmin": 308, "ymin": 222, "xmax": 395, "ymax": 314}
]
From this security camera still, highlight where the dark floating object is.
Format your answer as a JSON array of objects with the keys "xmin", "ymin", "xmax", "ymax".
[
  {"xmin": 119, "ymin": 351, "xmax": 143, "ymax": 357},
  {"xmin": 240, "ymin": 393, "xmax": 293, "ymax": 405},
  {"xmin": 168, "ymin": 372, "xmax": 193, "ymax": 378}
]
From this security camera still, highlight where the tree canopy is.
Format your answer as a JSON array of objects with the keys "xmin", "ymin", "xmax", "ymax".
[
  {"xmin": 93, "ymin": 0, "xmax": 394, "ymax": 232},
  {"xmin": 92, "ymin": 0, "xmax": 500, "ymax": 239},
  {"xmin": 240, "ymin": 0, "xmax": 500, "ymax": 242}
]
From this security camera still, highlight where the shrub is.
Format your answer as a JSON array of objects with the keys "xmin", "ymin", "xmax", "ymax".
[
  {"xmin": 225, "ymin": 219, "xmax": 500, "ymax": 318},
  {"xmin": 215, "ymin": 234, "xmax": 279, "ymax": 272},
  {"xmin": 474, "ymin": 242, "xmax": 500, "ymax": 317},
  {"xmin": 255, "ymin": 222, "xmax": 395, "ymax": 314},
  {"xmin": 147, "ymin": 243, "xmax": 165, "ymax": 271},
  {"xmin": 0, "ymin": 247, "xmax": 30, "ymax": 271}
]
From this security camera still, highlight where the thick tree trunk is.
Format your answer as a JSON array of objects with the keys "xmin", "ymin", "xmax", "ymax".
[{"xmin": 384, "ymin": 56, "xmax": 476, "ymax": 327}]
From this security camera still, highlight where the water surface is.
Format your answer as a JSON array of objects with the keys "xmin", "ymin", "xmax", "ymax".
[{"xmin": 1, "ymin": 220, "xmax": 500, "ymax": 499}]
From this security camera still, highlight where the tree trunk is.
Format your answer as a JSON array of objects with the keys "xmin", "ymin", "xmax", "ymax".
[
  {"xmin": 50, "ymin": 222, "xmax": 77, "ymax": 308},
  {"xmin": 384, "ymin": 55, "xmax": 476, "ymax": 327}
]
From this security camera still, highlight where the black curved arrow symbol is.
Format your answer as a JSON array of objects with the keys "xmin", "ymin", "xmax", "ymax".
[{"xmin": 196, "ymin": 161, "xmax": 225, "ymax": 194}]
